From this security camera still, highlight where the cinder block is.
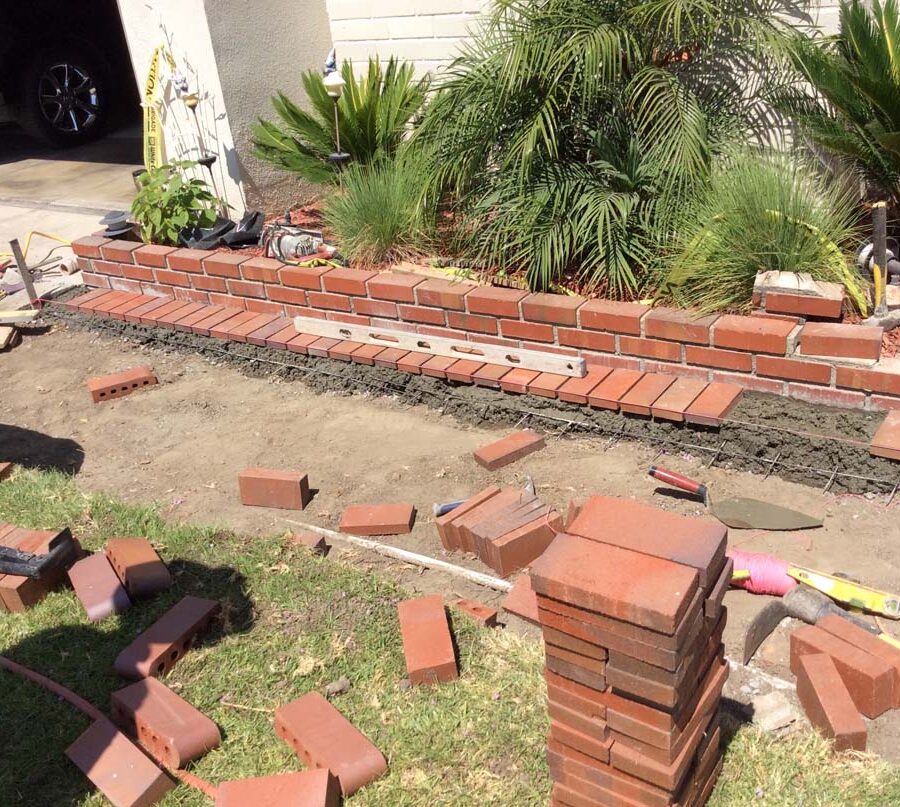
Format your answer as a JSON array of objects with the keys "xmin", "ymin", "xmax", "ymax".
[
  {"xmin": 796, "ymin": 653, "xmax": 866, "ymax": 752},
  {"xmin": 398, "ymin": 594, "xmax": 458, "ymax": 685},
  {"xmin": 238, "ymin": 468, "xmax": 311, "ymax": 510},
  {"xmin": 275, "ymin": 692, "xmax": 387, "ymax": 796},
  {"xmin": 87, "ymin": 367, "xmax": 158, "ymax": 403}
]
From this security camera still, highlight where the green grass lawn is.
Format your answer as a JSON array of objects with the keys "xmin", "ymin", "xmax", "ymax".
[{"xmin": 1, "ymin": 469, "xmax": 899, "ymax": 806}]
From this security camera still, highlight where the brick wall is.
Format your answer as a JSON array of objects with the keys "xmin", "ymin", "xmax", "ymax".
[
  {"xmin": 325, "ymin": 0, "xmax": 488, "ymax": 77},
  {"xmin": 72, "ymin": 236, "xmax": 900, "ymax": 412}
]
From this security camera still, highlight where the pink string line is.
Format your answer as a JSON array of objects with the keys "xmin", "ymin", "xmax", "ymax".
[{"xmin": 727, "ymin": 548, "xmax": 796, "ymax": 596}]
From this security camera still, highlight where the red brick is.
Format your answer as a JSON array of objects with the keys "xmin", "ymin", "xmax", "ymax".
[
  {"xmin": 472, "ymin": 363, "xmax": 511, "ymax": 388},
  {"xmin": 81, "ymin": 271, "xmax": 111, "ymax": 288},
  {"xmin": 322, "ymin": 267, "xmax": 376, "ymax": 296},
  {"xmin": 340, "ymin": 503, "xmax": 416, "ymax": 535},
  {"xmin": 501, "ymin": 574, "xmax": 540, "ymax": 625},
  {"xmin": 167, "ymin": 247, "xmax": 208, "ymax": 273},
  {"xmin": 288, "ymin": 333, "xmax": 321, "ymax": 354},
  {"xmin": 435, "ymin": 486, "xmax": 501, "ymax": 551},
  {"xmin": 186, "ymin": 274, "xmax": 226, "ymax": 294},
  {"xmin": 873, "ymin": 395, "xmax": 900, "ymax": 411},
  {"xmin": 415, "ymin": 278, "xmax": 475, "ymax": 309},
  {"xmin": 280, "ymin": 264, "xmax": 329, "ymax": 290},
  {"xmin": 498, "ymin": 319, "xmax": 552, "ymax": 342},
  {"xmin": 72, "ymin": 235, "xmax": 111, "ymax": 259},
  {"xmin": 202, "ymin": 251, "xmax": 246, "ymax": 278},
  {"xmin": 247, "ymin": 299, "xmax": 285, "ymax": 316},
  {"xmin": 556, "ymin": 328, "xmax": 615, "ymax": 352},
  {"xmin": 398, "ymin": 304, "xmax": 446, "ymax": 325},
  {"xmin": 447, "ymin": 311, "xmax": 498, "ymax": 334},
  {"xmin": 396, "ymin": 351, "xmax": 431, "ymax": 374},
  {"xmin": 569, "ymin": 497, "xmax": 726, "ymax": 588},
  {"xmin": 816, "ymin": 614, "xmax": 900, "ymax": 708},
  {"xmin": 109, "ymin": 294, "xmax": 154, "ymax": 319},
  {"xmin": 66, "ymin": 720, "xmax": 175, "ymax": 807},
  {"xmin": 348, "ymin": 343, "xmax": 385, "ymax": 366},
  {"xmin": 227, "ymin": 278, "xmax": 266, "ymax": 298},
  {"xmin": 580, "ymin": 299, "xmax": 649, "ymax": 334},
  {"xmin": 419, "ymin": 354, "xmax": 454, "ymax": 378},
  {"xmin": 87, "ymin": 366, "xmax": 158, "ymax": 403},
  {"xmin": 366, "ymin": 272, "xmax": 423, "ymax": 302},
  {"xmin": 766, "ymin": 291, "xmax": 843, "ymax": 319},
  {"xmin": 353, "ymin": 297, "xmax": 398, "ymax": 318},
  {"xmin": 125, "ymin": 296, "xmax": 175, "ymax": 324},
  {"xmin": 800, "ymin": 322, "xmax": 883, "ymax": 360},
  {"xmin": 499, "ymin": 368, "xmax": 540, "ymax": 393},
  {"xmin": 289, "ymin": 532, "xmax": 330, "ymax": 555},
  {"xmin": 550, "ymin": 719, "xmax": 613, "ymax": 763},
  {"xmin": 267, "ymin": 284, "xmax": 308, "ymax": 306},
  {"xmin": 91, "ymin": 290, "xmax": 132, "ymax": 314},
  {"xmin": 787, "ymin": 383, "xmax": 866, "ymax": 409},
  {"xmin": 111, "ymin": 677, "xmax": 221, "ymax": 767},
  {"xmin": 557, "ymin": 367, "xmax": 613, "ymax": 405},
  {"xmin": 683, "ymin": 382, "xmax": 742, "ymax": 426},
  {"xmin": 710, "ymin": 370, "xmax": 784, "ymax": 395},
  {"xmin": 445, "ymin": 359, "xmax": 485, "ymax": 383},
  {"xmin": 239, "ymin": 468, "xmax": 311, "ymax": 510},
  {"xmin": 109, "ymin": 278, "xmax": 145, "ymax": 295},
  {"xmin": 372, "ymin": 347, "xmax": 408, "ymax": 369},
  {"xmin": 454, "ymin": 598, "xmax": 499, "ymax": 627},
  {"xmin": 712, "ymin": 314, "xmax": 795, "ymax": 354},
  {"xmin": 547, "ymin": 747, "xmax": 670, "ymax": 807},
  {"xmin": 650, "ymin": 378, "xmax": 708, "ymax": 422},
  {"xmin": 466, "ymin": 286, "xmax": 527, "ymax": 317},
  {"xmin": 685, "ymin": 345, "xmax": 752, "ymax": 372},
  {"xmin": 527, "ymin": 372, "xmax": 568, "ymax": 398},
  {"xmin": 115, "ymin": 596, "xmax": 220, "ymax": 679},
  {"xmin": 155, "ymin": 268, "xmax": 191, "ymax": 287},
  {"xmin": 67, "ymin": 553, "xmax": 131, "ymax": 622},
  {"xmin": 173, "ymin": 288, "xmax": 210, "ymax": 305},
  {"xmin": 531, "ymin": 534, "xmax": 699, "ymax": 633},
  {"xmin": 122, "ymin": 264, "xmax": 155, "ymax": 282},
  {"xmin": 790, "ymin": 624, "xmax": 894, "ymax": 718},
  {"xmin": 209, "ymin": 292, "xmax": 246, "ymax": 308},
  {"xmin": 619, "ymin": 374, "xmax": 676, "ymax": 416},
  {"xmin": 157, "ymin": 301, "xmax": 206, "ymax": 327},
  {"xmin": 474, "ymin": 430, "xmax": 545, "ymax": 470},
  {"xmin": 210, "ymin": 310, "xmax": 258, "ymax": 339},
  {"xmin": 325, "ymin": 339, "xmax": 361, "ymax": 362},
  {"xmin": 871, "ymin": 410, "xmax": 900, "ymax": 461},
  {"xmin": 416, "ymin": 324, "xmax": 460, "ymax": 339},
  {"xmin": 133, "ymin": 244, "xmax": 177, "ymax": 268},
  {"xmin": 274, "ymin": 692, "xmax": 387, "ymax": 797},
  {"xmin": 757, "ymin": 356, "xmax": 832, "ymax": 384},
  {"xmin": 100, "ymin": 240, "xmax": 141, "ymax": 263},
  {"xmin": 172, "ymin": 304, "xmax": 225, "ymax": 332},
  {"xmin": 796, "ymin": 653, "xmax": 867, "ymax": 751},
  {"xmin": 837, "ymin": 364, "xmax": 900, "ymax": 396},
  {"xmin": 398, "ymin": 594, "xmax": 459, "ymax": 685},
  {"xmin": 238, "ymin": 256, "xmax": 282, "ymax": 283},
  {"xmin": 105, "ymin": 538, "xmax": 172, "ymax": 600},
  {"xmin": 0, "ymin": 463, "xmax": 13, "ymax": 481},
  {"xmin": 191, "ymin": 306, "xmax": 242, "ymax": 335},
  {"xmin": 93, "ymin": 259, "xmax": 124, "ymax": 278},
  {"xmin": 522, "ymin": 293, "xmax": 584, "ymax": 325},
  {"xmin": 65, "ymin": 288, "xmax": 111, "ymax": 310},
  {"xmin": 750, "ymin": 309, "xmax": 803, "ymax": 325},
  {"xmin": 621, "ymin": 336, "xmax": 682, "ymax": 362},
  {"xmin": 141, "ymin": 283, "xmax": 176, "ymax": 299},
  {"xmin": 588, "ymin": 369, "xmax": 644, "ymax": 410},
  {"xmin": 308, "ymin": 291, "xmax": 352, "ymax": 312},
  {"xmin": 644, "ymin": 308, "xmax": 716, "ymax": 344},
  {"xmin": 217, "ymin": 770, "xmax": 340, "ymax": 807},
  {"xmin": 467, "ymin": 332, "xmax": 519, "ymax": 348}
]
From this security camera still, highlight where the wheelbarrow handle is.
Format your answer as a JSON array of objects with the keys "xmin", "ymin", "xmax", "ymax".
[{"xmin": 648, "ymin": 466, "xmax": 708, "ymax": 499}]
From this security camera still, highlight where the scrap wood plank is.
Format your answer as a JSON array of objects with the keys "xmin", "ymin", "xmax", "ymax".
[
  {"xmin": 0, "ymin": 326, "xmax": 19, "ymax": 350},
  {"xmin": 0, "ymin": 309, "xmax": 38, "ymax": 325},
  {"xmin": 293, "ymin": 315, "xmax": 587, "ymax": 377}
]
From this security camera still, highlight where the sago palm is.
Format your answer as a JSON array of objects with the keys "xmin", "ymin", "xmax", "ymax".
[
  {"xmin": 415, "ymin": 0, "xmax": 800, "ymax": 295},
  {"xmin": 777, "ymin": 0, "xmax": 900, "ymax": 204},
  {"xmin": 253, "ymin": 58, "xmax": 428, "ymax": 183}
]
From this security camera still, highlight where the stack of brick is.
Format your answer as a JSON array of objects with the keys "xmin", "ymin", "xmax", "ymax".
[
  {"xmin": 530, "ymin": 497, "xmax": 730, "ymax": 807},
  {"xmin": 435, "ymin": 486, "xmax": 562, "ymax": 577}
]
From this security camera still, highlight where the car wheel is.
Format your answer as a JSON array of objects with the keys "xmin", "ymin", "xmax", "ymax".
[{"xmin": 16, "ymin": 46, "xmax": 110, "ymax": 147}]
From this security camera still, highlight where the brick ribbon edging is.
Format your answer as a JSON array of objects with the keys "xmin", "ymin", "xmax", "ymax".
[
  {"xmin": 72, "ymin": 237, "xmax": 900, "ymax": 413},
  {"xmin": 63, "ymin": 289, "xmax": 745, "ymax": 428}
]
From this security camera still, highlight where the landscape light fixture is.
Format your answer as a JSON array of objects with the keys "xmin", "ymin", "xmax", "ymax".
[{"xmin": 323, "ymin": 56, "xmax": 350, "ymax": 174}]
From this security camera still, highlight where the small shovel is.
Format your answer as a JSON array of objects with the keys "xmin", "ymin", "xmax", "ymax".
[{"xmin": 648, "ymin": 466, "xmax": 823, "ymax": 531}]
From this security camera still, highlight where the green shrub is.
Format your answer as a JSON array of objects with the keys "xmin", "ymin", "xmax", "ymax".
[
  {"xmin": 414, "ymin": 0, "xmax": 794, "ymax": 295},
  {"xmin": 131, "ymin": 161, "xmax": 219, "ymax": 246},
  {"xmin": 323, "ymin": 157, "xmax": 429, "ymax": 265},
  {"xmin": 657, "ymin": 150, "xmax": 865, "ymax": 313},
  {"xmin": 253, "ymin": 58, "xmax": 428, "ymax": 184}
]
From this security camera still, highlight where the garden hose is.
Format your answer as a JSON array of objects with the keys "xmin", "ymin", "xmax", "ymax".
[{"xmin": 0, "ymin": 231, "xmax": 71, "ymax": 261}]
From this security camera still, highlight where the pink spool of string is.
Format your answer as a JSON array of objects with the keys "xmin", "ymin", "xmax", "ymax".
[{"xmin": 727, "ymin": 549, "xmax": 796, "ymax": 596}]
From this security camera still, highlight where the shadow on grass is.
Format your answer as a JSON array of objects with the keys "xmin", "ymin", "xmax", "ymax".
[
  {"xmin": 0, "ymin": 558, "xmax": 253, "ymax": 805},
  {"xmin": 0, "ymin": 424, "xmax": 85, "ymax": 475}
]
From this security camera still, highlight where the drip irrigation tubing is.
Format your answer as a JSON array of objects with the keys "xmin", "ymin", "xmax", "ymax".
[{"xmin": 53, "ymin": 307, "xmax": 900, "ymax": 500}]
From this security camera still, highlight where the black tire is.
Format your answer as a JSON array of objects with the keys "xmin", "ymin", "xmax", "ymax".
[{"xmin": 14, "ymin": 45, "xmax": 110, "ymax": 148}]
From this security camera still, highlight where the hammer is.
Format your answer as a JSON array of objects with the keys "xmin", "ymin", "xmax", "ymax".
[{"xmin": 743, "ymin": 584, "xmax": 889, "ymax": 665}]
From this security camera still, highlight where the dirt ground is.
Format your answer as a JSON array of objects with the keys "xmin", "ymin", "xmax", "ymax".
[{"xmin": 3, "ymin": 314, "xmax": 900, "ymax": 760}]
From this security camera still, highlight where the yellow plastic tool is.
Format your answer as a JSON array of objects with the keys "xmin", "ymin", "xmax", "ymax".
[{"xmin": 787, "ymin": 566, "xmax": 900, "ymax": 620}]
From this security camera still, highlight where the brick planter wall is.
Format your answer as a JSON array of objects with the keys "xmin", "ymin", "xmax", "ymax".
[{"xmin": 73, "ymin": 236, "xmax": 900, "ymax": 412}]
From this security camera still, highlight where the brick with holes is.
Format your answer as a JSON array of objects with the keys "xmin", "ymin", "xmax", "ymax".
[
  {"xmin": 105, "ymin": 538, "xmax": 172, "ymax": 600},
  {"xmin": 87, "ymin": 366, "xmax": 158, "ymax": 403}
]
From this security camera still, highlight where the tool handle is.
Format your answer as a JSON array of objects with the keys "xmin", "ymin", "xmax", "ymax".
[{"xmin": 648, "ymin": 466, "xmax": 707, "ymax": 499}]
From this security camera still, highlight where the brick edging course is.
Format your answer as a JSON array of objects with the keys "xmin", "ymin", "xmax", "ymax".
[{"xmin": 73, "ymin": 237, "xmax": 899, "ymax": 411}]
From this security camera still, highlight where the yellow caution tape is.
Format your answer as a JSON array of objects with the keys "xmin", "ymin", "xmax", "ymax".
[{"xmin": 142, "ymin": 46, "xmax": 177, "ymax": 171}]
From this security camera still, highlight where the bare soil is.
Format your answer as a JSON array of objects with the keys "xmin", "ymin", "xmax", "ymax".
[{"xmin": 3, "ymin": 309, "xmax": 900, "ymax": 759}]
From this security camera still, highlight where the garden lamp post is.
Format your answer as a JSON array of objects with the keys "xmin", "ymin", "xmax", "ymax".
[{"xmin": 323, "ymin": 70, "xmax": 350, "ymax": 178}]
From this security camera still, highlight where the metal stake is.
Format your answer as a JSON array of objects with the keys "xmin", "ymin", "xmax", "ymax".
[
  {"xmin": 706, "ymin": 440, "xmax": 728, "ymax": 469},
  {"xmin": 10, "ymin": 240, "xmax": 38, "ymax": 306},
  {"xmin": 823, "ymin": 463, "xmax": 841, "ymax": 494},
  {"xmin": 763, "ymin": 450, "xmax": 782, "ymax": 481}
]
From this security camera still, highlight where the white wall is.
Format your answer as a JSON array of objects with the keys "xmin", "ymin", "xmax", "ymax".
[
  {"xmin": 115, "ymin": 0, "xmax": 246, "ymax": 215},
  {"xmin": 325, "ymin": 0, "xmax": 489, "ymax": 78}
]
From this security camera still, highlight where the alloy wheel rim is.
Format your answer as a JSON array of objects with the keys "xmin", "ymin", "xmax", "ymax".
[{"xmin": 37, "ymin": 62, "xmax": 99, "ymax": 133}]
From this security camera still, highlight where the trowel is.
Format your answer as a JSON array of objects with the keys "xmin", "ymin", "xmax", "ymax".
[{"xmin": 648, "ymin": 466, "xmax": 823, "ymax": 530}]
